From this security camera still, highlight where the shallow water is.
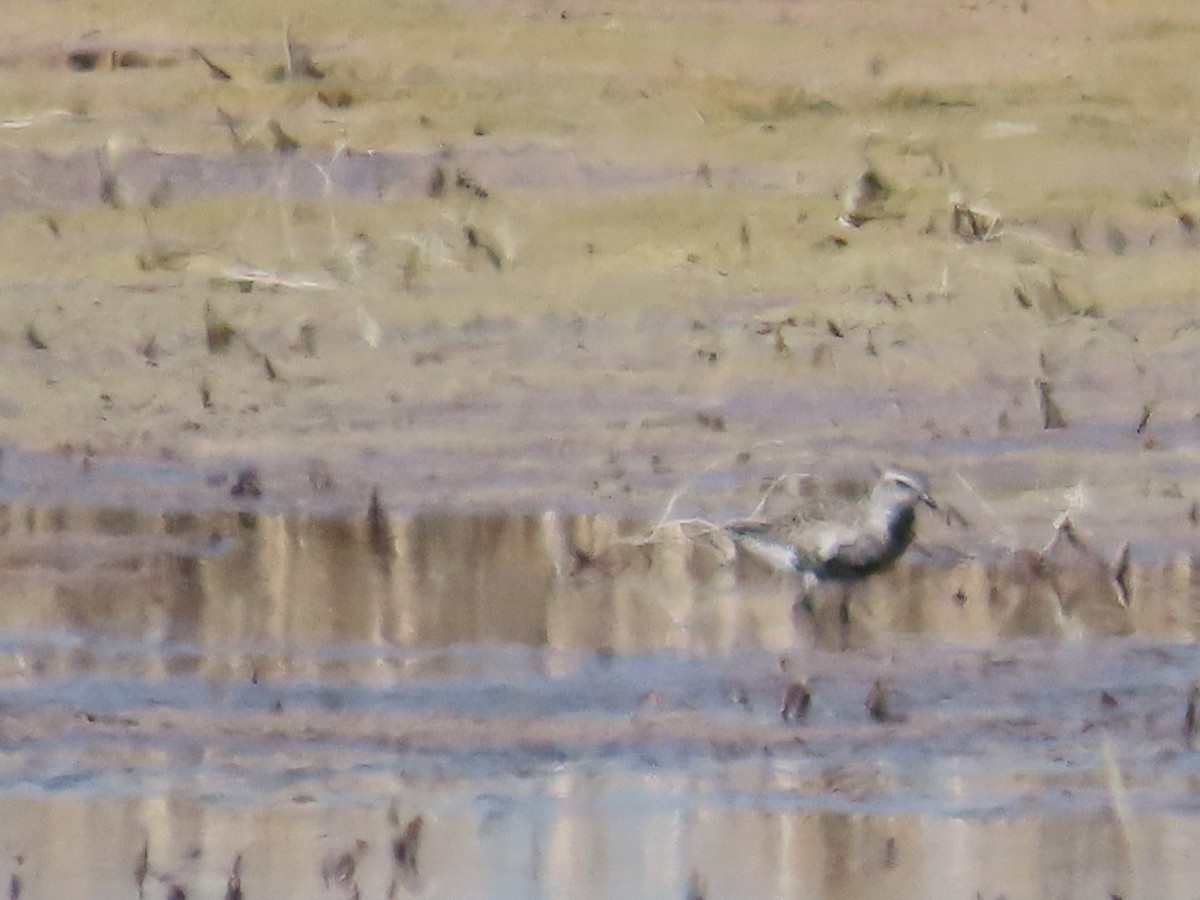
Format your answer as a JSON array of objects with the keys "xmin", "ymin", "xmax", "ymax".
[
  {"xmin": 0, "ymin": 144, "xmax": 711, "ymax": 214},
  {"xmin": 8, "ymin": 0, "xmax": 1200, "ymax": 894},
  {"xmin": 2, "ymin": 496, "xmax": 1200, "ymax": 897}
]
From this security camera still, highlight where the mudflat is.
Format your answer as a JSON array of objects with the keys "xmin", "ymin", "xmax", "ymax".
[
  {"xmin": 0, "ymin": 0, "xmax": 1198, "ymax": 529},
  {"xmin": 3, "ymin": 1, "xmax": 1200, "ymax": 897}
]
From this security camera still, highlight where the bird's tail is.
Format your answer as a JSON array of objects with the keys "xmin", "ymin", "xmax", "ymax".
[{"xmin": 727, "ymin": 525, "xmax": 805, "ymax": 573}]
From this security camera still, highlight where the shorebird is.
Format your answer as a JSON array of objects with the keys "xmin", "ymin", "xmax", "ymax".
[{"xmin": 726, "ymin": 469, "xmax": 937, "ymax": 596}]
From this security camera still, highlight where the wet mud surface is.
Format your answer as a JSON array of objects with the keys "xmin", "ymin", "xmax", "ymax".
[
  {"xmin": 6, "ymin": 0, "xmax": 1200, "ymax": 895},
  {"xmin": 0, "ymin": 497, "xmax": 1199, "ymax": 897}
]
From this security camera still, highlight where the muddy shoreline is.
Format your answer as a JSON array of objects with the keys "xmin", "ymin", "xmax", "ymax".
[{"xmin": 6, "ymin": 0, "xmax": 1200, "ymax": 895}]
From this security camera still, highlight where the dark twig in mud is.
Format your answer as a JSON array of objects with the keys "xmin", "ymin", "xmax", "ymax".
[
  {"xmin": 318, "ymin": 88, "xmax": 355, "ymax": 109},
  {"xmin": 427, "ymin": 165, "xmax": 447, "ymax": 198},
  {"xmin": 1038, "ymin": 508, "xmax": 1138, "ymax": 618},
  {"xmin": 231, "ymin": 467, "xmax": 262, "ymax": 499},
  {"xmin": 96, "ymin": 144, "xmax": 124, "ymax": 210},
  {"xmin": 774, "ymin": 328, "xmax": 790, "ymax": 357},
  {"xmin": 866, "ymin": 679, "xmax": 890, "ymax": 722},
  {"xmin": 216, "ymin": 108, "xmax": 247, "ymax": 152},
  {"xmin": 276, "ymin": 25, "xmax": 324, "ymax": 81},
  {"xmin": 811, "ymin": 342, "xmax": 834, "ymax": 368},
  {"xmin": 839, "ymin": 167, "xmax": 890, "ymax": 228},
  {"xmin": 1186, "ymin": 683, "xmax": 1200, "ymax": 750},
  {"xmin": 1111, "ymin": 542, "xmax": 1131, "ymax": 608},
  {"xmin": 147, "ymin": 176, "xmax": 173, "ymax": 210},
  {"xmin": 192, "ymin": 47, "xmax": 232, "ymax": 81},
  {"xmin": 454, "ymin": 169, "xmax": 489, "ymax": 199},
  {"xmin": 292, "ymin": 320, "xmax": 318, "ymax": 357},
  {"xmin": 942, "ymin": 504, "xmax": 972, "ymax": 529},
  {"xmin": 7, "ymin": 859, "xmax": 21, "ymax": 900},
  {"xmin": 136, "ymin": 245, "xmax": 189, "ymax": 272},
  {"xmin": 1135, "ymin": 403, "xmax": 1153, "ymax": 435},
  {"xmin": 268, "ymin": 119, "xmax": 300, "ymax": 155},
  {"xmin": 23, "ymin": 325, "xmax": 47, "ymax": 351},
  {"xmin": 134, "ymin": 838, "xmax": 149, "ymax": 899},
  {"xmin": 463, "ymin": 225, "xmax": 503, "ymax": 269},
  {"xmin": 781, "ymin": 681, "xmax": 812, "ymax": 723},
  {"xmin": 755, "ymin": 316, "xmax": 797, "ymax": 358},
  {"xmin": 1163, "ymin": 192, "xmax": 1197, "ymax": 233},
  {"xmin": 1035, "ymin": 378, "xmax": 1068, "ymax": 429},
  {"xmin": 321, "ymin": 840, "xmax": 367, "ymax": 896},
  {"xmin": 1106, "ymin": 224, "xmax": 1128, "ymax": 255},
  {"xmin": 223, "ymin": 854, "xmax": 243, "ymax": 900},
  {"xmin": 205, "ymin": 302, "xmax": 237, "ymax": 353},
  {"xmin": 391, "ymin": 815, "xmax": 424, "ymax": 871},
  {"xmin": 1043, "ymin": 511, "xmax": 1083, "ymax": 555},
  {"xmin": 401, "ymin": 244, "xmax": 424, "ymax": 291},
  {"xmin": 951, "ymin": 196, "xmax": 1000, "ymax": 242},
  {"xmin": 367, "ymin": 487, "xmax": 393, "ymax": 558},
  {"xmin": 307, "ymin": 460, "xmax": 334, "ymax": 492},
  {"xmin": 568, "ymin": 546, "xmax": 607, "ymax": 576},
  {"xmin": 385, "ymin": 804, "xmax": 424, "ymax": 898}
]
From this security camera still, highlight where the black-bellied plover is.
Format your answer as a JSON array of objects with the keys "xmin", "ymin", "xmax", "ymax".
[{"xmin": 727, "ymin": 469, "xmax": 937, "ymax": 594}]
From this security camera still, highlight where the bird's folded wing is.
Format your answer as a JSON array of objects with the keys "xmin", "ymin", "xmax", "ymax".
[
  {"xmin": 817, "ymin": 527, "xmax": 892, "ymax": 575},
  {"xmin": 726, "ymin": 520, "xmax": 804, "ymax": 572},
  {"xmin": 730, "ymin": 531, "xmax": 801, "ymax": 572}
]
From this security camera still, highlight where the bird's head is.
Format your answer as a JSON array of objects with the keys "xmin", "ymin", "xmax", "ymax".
[{"xmin": 873, "ymin": 469, "xmax": 937, "ymax": 511}]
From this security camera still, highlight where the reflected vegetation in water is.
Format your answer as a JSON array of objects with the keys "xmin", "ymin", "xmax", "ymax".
[
  {"xmin": 0, "ymin": 781, "xmax": 1186, "ymax": 900},
  {"xmin": 2, "ymin": 502, "xmax": 1200, "ymax": 897},
  {"xmin": 1, "ymin": 500, "xmax": 1196, "ymax": 655}
]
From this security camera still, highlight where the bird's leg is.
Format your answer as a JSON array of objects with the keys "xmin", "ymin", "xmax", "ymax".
[
  {"xmin": 793, "ymin": 590, "xmax": 815, "ymax": 618},
  {"xmin": 836, "ymin": 585, "xmax": 855, "ymax": 650},
  {"xmin": 792, "ymin": 572, "xmax": 818, "ymax": 620},
  {"xmin": 838, "ymin": 584, "xmax": 852, "ymax": 627}
]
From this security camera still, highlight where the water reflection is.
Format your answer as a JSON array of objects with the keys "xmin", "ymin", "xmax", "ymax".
[
  {"xmin": 1, "ymin": 502, "xmax": 1197, "ymax": 655},
  {"xmin": 0, "ymin": 773, "xmax": 1188, "ymax": 899},
  {"xmin": 2, "ymin": 503, "xmax": 1200, "ymax": 897}
]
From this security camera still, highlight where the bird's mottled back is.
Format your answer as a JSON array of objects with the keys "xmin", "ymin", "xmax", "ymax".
[{"xmin": 728, "ymin": 468, "xmax": 936, "ymax": 580}]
